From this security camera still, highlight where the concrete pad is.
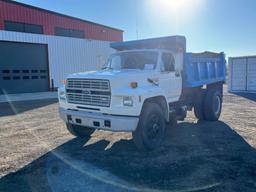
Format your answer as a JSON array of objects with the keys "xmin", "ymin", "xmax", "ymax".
[{"xmin": 0, "ymin": 92, "xmax": 58, "ymax": 103}]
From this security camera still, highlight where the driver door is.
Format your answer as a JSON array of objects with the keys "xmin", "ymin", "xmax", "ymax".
[{"xmin": 158, "ymin": 52, "xmax": 182, "ymax": 102}]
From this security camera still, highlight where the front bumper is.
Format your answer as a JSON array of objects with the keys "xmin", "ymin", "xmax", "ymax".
[{"xmin": 59, "ymin": 107, "xmax": 139, "ymax": 132}]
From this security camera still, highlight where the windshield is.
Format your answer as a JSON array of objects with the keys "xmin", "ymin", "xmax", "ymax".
[{"xmin": 105, "ymin": 51, "xmax": 158, "ymax": 70}]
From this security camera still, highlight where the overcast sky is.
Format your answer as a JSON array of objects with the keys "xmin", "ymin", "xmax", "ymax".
[{"xmin": 16, "ymin": 0, "xmax": 256, "ymax": 57}]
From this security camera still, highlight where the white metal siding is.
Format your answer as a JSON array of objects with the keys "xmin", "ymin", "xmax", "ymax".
[
  {"xmin": 0, "ymin": 30, "xmax": 115, "ymax": 88},
  {"xmin": 247, "ymin": 58, "xmax": 256, "ymax": 91},
  {"xmin": 229, "ymin": 56, "xmax": 256, "ymax": 93},
  {"xmin": 230, "ymin": 58, "xmax": 247, "ymax": 91}
]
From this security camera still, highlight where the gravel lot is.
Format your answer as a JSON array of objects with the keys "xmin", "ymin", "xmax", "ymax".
[{"xmin": 0, "ymin": 87, "xmax": 256, "ymax": 192}]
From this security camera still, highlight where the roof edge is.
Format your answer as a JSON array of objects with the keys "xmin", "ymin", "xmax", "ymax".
[{"xmin": 229, "ymin": 55, "xmax": 256, "ymax": 59}]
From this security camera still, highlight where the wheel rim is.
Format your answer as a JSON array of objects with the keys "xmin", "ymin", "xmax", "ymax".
[
  {"xmin": 145, "ymin": 114, "xmax": 162, "ymax": 141},
  {"xmin": 214, "ymin": 95, "xmax": 221, "ymax": 116}
]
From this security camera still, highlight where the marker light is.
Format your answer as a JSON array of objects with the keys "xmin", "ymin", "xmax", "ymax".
[
  {"xmin": 61, "ymin": 79, "xmax": 67, "ymax": 85},
  {"xmin": 130, "ymin": 82, "xmax": 138, "ymax": 88}
]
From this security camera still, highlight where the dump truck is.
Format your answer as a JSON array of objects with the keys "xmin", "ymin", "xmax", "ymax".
[{"xmin": 58, "ymin": 36, "xmax": 226, "ymax": 150}]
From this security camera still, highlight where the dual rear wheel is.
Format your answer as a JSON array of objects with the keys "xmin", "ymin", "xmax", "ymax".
[{"xmin": 194, "ymin": 88, "xmax": 222, "ymax": 121}]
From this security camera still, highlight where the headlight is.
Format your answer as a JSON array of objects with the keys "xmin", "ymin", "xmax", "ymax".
[
  {"xmin": 59, "ymin": 90, "xmax": 66, "ymax": 100},
  {"xmin": 123, "ymin": 96, "xmax": 133, "ymax": 107}
]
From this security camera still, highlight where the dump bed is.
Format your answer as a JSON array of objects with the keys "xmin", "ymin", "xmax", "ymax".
[{"xmin": 183, "ymin": 52, "xmax": 226, "ymax": 88}]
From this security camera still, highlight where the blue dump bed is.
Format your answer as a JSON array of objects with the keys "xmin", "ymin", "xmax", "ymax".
[
  {"xmin": 111, "ymin": 36, "xmax": 226, "ymax": 88},
  {"xmin": 183, "ymin": 52, "xmax": 226, "ymax": 88}
]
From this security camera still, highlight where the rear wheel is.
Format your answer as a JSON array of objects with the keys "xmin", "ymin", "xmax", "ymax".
[
  {"xmin": 66, "ymin": 124, "xmax": 95, "ymax": 138},
  {"xmin": 203, "ymin": 89, "xmax": 222, "ymax": 121},
  {"xmin": 194, "ymin": 91, "xmax": 206, "ymax": 120},
  {"xmin": 132, "ymin": 103, "xmax": 166, "ymax": 151}
]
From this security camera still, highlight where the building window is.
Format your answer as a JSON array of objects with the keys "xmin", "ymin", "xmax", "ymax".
[
  {"xmin": 4, "ymin": 21, "xmax": 43, "ymax": 34},
  {"xmin": 55, "ymin": 27, "xmax": 85, "ymax": 38},
  {"xmin": 24, "ymin": 23, "xmax": 43, "ymax": 34}
]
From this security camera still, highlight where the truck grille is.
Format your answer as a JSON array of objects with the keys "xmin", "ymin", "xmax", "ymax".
[{"xmin": 66, "ymin": 79, "xmax": 111, "ymax": 107}]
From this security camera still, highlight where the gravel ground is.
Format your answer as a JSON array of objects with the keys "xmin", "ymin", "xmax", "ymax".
[{"xmin": 0, "ymin": 87, "xmax": 255, "ymax": 192}]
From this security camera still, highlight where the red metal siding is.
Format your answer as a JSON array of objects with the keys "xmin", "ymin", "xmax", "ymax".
[{"xmin": 0, "ymin": 1, "xmax": 123, "ymax": 42}]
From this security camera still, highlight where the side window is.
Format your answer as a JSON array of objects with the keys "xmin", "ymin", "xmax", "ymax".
[
  {"xmin": 4, "ymin": 21, "xmax": 43, "ymax": 34},
  {"xmin": 55, "ymin": 27, "xmax": 85, "ymax": 39},
  {"xmin": 161, "ymin": 53, "xmax": 175, "ymax": 72}
]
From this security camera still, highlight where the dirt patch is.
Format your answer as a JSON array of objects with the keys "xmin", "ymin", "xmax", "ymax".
[{"xmin": 0, "ymin": 87, "xmax": 256, "ymax": 192}]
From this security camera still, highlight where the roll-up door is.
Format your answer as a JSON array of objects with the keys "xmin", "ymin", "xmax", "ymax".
[{"xmin": 0, "ymin": 41, "xmax": 49, "ymax": 94}]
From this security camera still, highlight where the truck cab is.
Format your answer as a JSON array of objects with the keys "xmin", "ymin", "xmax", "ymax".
[{"xmin": 58, "ymin": 36, "xmax": 226, "ymax": 151}]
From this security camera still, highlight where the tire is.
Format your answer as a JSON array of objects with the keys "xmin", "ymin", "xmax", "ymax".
[
  {"xmin": 132, "ymin": 103, "xmax": 166, "ymax": 151},
  {"xmin": 167, "ymin": 114, "xmax": 177, "ymax": 127},
  {"xmin": 203, "ymin": 89, "xmax": 222, "ymax": 121},
  {"xmin": 66, "ymin": 124, "xmax": 95, "ymax": 138},
  {"xmin": 194, "ymin": 91, "xmax": 206, "ymax": 120}
]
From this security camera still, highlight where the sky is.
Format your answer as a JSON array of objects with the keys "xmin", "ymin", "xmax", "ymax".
[{"xmin": 16, "ymin": 0, "xmax": 256, "ymax": 57}]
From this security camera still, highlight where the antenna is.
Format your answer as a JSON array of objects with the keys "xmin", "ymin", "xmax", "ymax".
[{"xmin": 135, "ymin": 0, "xmax": 139, "ymax": 40}]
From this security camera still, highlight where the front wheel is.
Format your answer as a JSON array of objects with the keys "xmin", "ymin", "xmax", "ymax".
[{"xmin": 132, "ymin": 103, "xmax": 166, "ymax": 151}]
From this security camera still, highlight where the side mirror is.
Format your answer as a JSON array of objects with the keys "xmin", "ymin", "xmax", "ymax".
[{"xmin": 175, "ymin": 70, "xmax": 180, "ymax": 77}]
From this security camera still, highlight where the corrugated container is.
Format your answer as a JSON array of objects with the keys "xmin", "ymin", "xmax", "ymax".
[{"xmin": 229, "ymin": 56, "xmax": 256, "ymax": 93}]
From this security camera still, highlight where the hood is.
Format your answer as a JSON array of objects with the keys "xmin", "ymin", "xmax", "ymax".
[
  {"xmin": 67, "ymin": 69, "xmax": 155, "ymax": 90},
  {"xmin": 67, "ymin": 69, "xmax": 154, "ymax": 80}
]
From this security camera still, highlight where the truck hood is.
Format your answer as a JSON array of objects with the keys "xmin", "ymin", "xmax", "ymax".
[
  {"xmin": 67, "ymin": 69, "xmax": 156, "ymax": 91},
  {"xmin": 67, "ymin": 69, "xmax": 153, "ymax": 80}
]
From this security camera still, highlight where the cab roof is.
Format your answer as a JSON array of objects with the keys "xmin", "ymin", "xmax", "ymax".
[{"xmin": 110, "ymin": 36, "xmax": 186, "ymax": 53}]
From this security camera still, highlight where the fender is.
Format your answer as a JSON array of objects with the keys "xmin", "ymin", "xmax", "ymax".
[{"xmin": 113, "ymin": 85, "xmax": 171, "ymax": 121}]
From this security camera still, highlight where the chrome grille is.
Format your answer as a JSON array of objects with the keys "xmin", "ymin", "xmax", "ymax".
[
  {"xmin": 66, "ymin": 79, "xmax": 111, "ymax": 107},
  {"xmin": 67, "ymin": 79, "xmax": 110, "ymax": 90}
]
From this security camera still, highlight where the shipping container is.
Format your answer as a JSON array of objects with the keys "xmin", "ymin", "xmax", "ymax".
[{"xmin": 229, "ymin": 56, "xmax": 256, "ymax": 93}]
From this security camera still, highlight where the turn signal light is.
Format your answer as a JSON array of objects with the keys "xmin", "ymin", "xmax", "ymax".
[
  {"xmin": 61, "ymin": 79, "xmax": 67, "ymax": 85},
  {"xmin": 130, "ymin": 82, "xmax": 138, "ymax": 88}
]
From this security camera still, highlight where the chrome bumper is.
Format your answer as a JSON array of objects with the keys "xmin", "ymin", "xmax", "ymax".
[{"xmin": 59, "ymin": 107, "xmax": 139, "ymax": 132}]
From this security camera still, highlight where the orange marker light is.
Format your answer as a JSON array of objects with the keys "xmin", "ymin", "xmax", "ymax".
[
  {"xmin": 130, "ymin": 82, "xmax": 138, "ymax": 88},
  {"xmin": 61, "ymin": 79, "xmax": 67, "ymax": 85}
]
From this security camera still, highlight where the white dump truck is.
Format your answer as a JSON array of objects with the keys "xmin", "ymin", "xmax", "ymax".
[{"xmin": 58, "ymin": 36, "xmax": 226, "ymax": 150}]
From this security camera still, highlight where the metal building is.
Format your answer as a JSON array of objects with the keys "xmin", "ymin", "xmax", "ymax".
[
  {"xmin": 229, "ymin": 56, "xmax": 256, "ymax": 93},
  {"xmin": 0, "ymin": 0, "xmax": 123, "ymax": 94}
]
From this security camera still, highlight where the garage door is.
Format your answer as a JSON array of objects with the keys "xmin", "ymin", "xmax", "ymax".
[
  {"xmin": 231, "ymin": 58, "xmax": 247, "ymax": 91},
  {"xmin": 247, "ymin": 58, "xmax": 256, "ymax": 91},
  {"xmin": 0, "ymin": 41, "xmax": 49, "ymax": 94}
]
